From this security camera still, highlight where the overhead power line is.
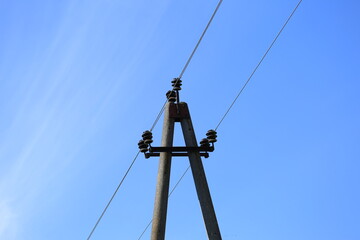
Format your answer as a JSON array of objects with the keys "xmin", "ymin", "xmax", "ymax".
[
  {"xmin": 178, "ymin": 0, "xmax": 223, "ymax": 79},
  {"xmin": 150, "ymin": 0, "xmax": 224, "ymax": 131},
  {"xmin": 86, "ymin": 1, "xmax": 224, "ymax": 239},
  {"xmin": 86, "ymin": 152, "xmax": 140, "ymax": 240},
  {"xmin": 87, "ymin": 0, "xmax": 302, "ymax": 237},
  {"xmin": 138, "ymin": 0, "xmax": 303, "ymax": 237},
  {"xmin": 215, "ymin": 0, "xmax": 303, "ymax": 131}
]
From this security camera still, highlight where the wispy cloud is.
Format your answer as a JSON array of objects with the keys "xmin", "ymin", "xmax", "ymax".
[
  {"xmin": 0, "ymin": 201, "xmax": 18, "ymax": 240},
  {"xmin": 0, "ymin": 1, "xmax": 170, "ymax": 238}
]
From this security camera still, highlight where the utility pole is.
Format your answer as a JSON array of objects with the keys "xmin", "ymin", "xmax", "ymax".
[{"xmin": 138, "ymin": 79, "xmax": 222, "ymax": 240}]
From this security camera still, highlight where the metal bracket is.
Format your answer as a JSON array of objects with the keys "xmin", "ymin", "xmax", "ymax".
[
  {"xmin": 146, "ymin": 152, "xmax": 209, "ymax": 158},
  {"xmin": 145, "ymin": 146, "xmax": 214, "ymax": 159}
]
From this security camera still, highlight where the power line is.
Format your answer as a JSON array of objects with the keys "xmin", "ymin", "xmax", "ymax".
[
  {"xmin": 150, "ymin": 0, "xmax": 224, "ymax": 132},
  {"xmin": 88, "ymin": 94, "xmax": 167, "ymax": 239},
  {"xmin": 215, "ymin": 0, "xmax": 303, "ymax": 131},
  {"xmin": 86, "ymin": 152, "xmax": 140, "ymax": 240},
  {"xmin": 178, "ymin": 0, "xmax": 223, "ymax": 79},
  {"xmin": 137, "ymin": 166, "xmax": 191, "ymax": 240},
  {"xmin": 139, "ymin": 1, "xmax": 302, "ymax": 238},
  {"xmin": 86, "ymin": 1, "xmax": 224, "ymax": 238},
  {"xmin": 150, "ymin": 102, "xmax": 166, "ymax": 132},
  {"xmin": 87, "ymin": 98, "xmax": 167, "ymax": 239},
  {"xmin": 136, "ymin": 1, "xmax": 303, "ymax": 237},
  {"xmin": 142, "ymin": 2, "xmax": 224, "ymax": 233}
]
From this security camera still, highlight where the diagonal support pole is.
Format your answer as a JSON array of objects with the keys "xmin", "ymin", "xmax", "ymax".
[{"xmin": 180, "ymin": 103, "xmax": 222, "ymax": 240}]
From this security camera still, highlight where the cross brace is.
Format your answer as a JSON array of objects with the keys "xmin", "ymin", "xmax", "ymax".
[{"xmin": 145, "ymin": 146, "xmax": 214, "ymax": 158}]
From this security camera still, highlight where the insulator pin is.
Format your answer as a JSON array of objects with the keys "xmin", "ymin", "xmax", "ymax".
[
  {"xmin": 200, "ymin": 138, "xmax": 210, "ymax": 148},
  {"xmin": 206, "ymin": 129, "xmax": 217, "ymax": 143},
  {"xmin": 166, "ymin": 90, "xmax": 176, "ymax": 102},
  {"xmin": 142, "ymin": 130, "xmax": 153, "ymax": 144},
  {"xmin": 171, "ymin": 78, "xmax": 182, "ymax": 91},
  {"xmin": 138, "ymin": 139, "xmax": 149, "ymax": 153}
]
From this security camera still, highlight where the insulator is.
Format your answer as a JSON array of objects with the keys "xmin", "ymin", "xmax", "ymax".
[
  {"xmin": 138, "ymin": 139, "xmax": 149, "ymax": 153},
  {"xmin": 200, "ymin": 138, "xmax": 210, "ymax": 148},
  {"xmin": 206, "ymin": 129, "xmax": 217, "ymax": 143},
  {"xmin": 166, "ymin": 90, "xmax": 176, "ymax": 102},
  {"xmin": 171, "ymin": 78, "xmax": 182, "ymax": 91},
  {"xmin": 142, "ymin": 130, "xmax": 153, "ymax": 144},
  {"xmin": 144, "ymin": 139, "xmax": 153, "ymax": 144}
]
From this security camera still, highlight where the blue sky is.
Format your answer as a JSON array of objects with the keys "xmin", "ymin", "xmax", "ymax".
[{"xmin": 0, "ymin": 0, "xmax": 359, "ymax": 239}]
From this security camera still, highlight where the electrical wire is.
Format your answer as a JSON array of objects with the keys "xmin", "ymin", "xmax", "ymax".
[
  {"xmin": 87, "ymin": 151, "xmax": 140, "ymax": 240},
  {"xmin": 87, "ymin": 0, "xmax": 302, "ymax": 238},
  {"xmin": 86, "ymin": 1, "xmax": 224, "ymax": 238},
  {"xmin": 214, "ymin": 0, "xmax": 303, "ymax": 131},
  {"xmin": 137, "ymin": 1, "xmax": 303, "ymax": 237},
  {"xmin": 150, "ymin": 102, "xmax": 166, "ymax": 132},
  {"xmin": 135, "ymin": 2, "xmax": 225, "ymax": 237},
  {"xmin": 150, "ymin": 0, "xmax": 224, "ymax": 132},
  {"xmin": 178, "ymin": 0, "xmax": 223, "ymax": 79},
  {"xmin": 137, "ymin": 166, "xmax": 191, "ymax": 240}
]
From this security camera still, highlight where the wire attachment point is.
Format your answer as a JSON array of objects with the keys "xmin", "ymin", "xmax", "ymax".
[
  {"xmin": 171, "ymin": 78, "xmax": 182, "ymax": 91},
  {"xmin": 206, "ymin": 129, "xmax": 217, "ymax": 143}
]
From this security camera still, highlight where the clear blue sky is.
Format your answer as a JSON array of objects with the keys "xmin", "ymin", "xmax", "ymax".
[{"xmin": 0, "ymin": 0, "xmax": 359, "ymax": 239}]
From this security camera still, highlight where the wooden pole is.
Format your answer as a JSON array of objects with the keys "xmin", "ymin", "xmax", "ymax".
[
  {"xmin": 180, "ymin": 102, "xmax": 222, "ymax": 240},
  {"xmin": 151, "ymin": 102, "xmax": 175, "ymax": 240}
]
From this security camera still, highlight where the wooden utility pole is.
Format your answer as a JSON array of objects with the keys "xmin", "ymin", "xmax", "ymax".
[
  {"xmin": 180, "ymin": 106, "xmax": 221, "ymax": 239},
  {"xmin": 150, "ymin": 102, "xmax": 174, "ymax": 240},
  {"xmin": 138, "ymin": 79, "xmax": 222, "ymax": 240}
]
